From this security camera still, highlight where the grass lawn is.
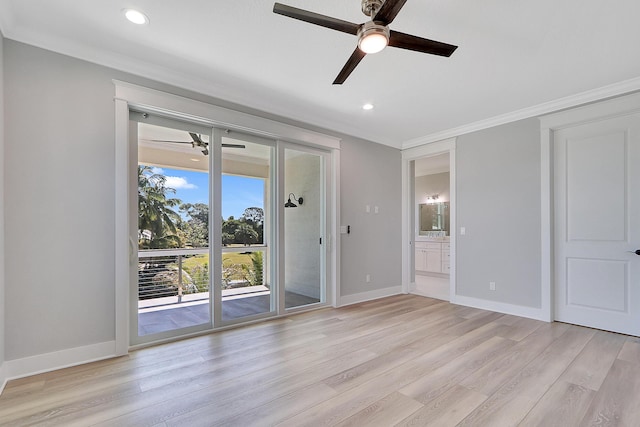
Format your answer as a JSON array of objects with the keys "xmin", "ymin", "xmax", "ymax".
[{"xmin": 182, "ymin": 252, "xmax": 254, "ymax": 269}]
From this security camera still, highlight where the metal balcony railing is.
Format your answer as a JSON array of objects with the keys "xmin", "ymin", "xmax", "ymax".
[{"xmin": 137, "ymin": 247, "xmax": 266, "ymax": 309}]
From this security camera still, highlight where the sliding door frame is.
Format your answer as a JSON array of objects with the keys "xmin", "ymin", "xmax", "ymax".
[
  {"xmin": 114, "ymin": 81, "xmax": 340, "ymax": 352},
  {"xmin": 129, "ymin": 112, "xmax": 215, "ymax": 346}
]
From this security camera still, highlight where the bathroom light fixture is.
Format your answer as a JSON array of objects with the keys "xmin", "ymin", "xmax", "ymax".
[
  {"xmin": 426, "ymin": 194, "xmax": 439, "ymax": 203},
  {"xmin": 362, "ymin": 103, "xmax": 374, "ymax": 110},
  {"xmin": 124, "ymin": 9, "xmax": 149, "ymax": 25},
  {"xmin": 285, "ymin": 193, "xmax": 303, "ymax": 208}
]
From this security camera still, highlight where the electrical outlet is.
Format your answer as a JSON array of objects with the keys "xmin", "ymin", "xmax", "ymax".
[
  {"xmin": 489, "ymin": 281, "xmax": 496, "ymax": 291},
  {"xmin": 460, "ymin": 227, "xmax": 466, "ymax": 235},
  {"xmin": 366, "ymin": 274, "xmax": 371, "ymax": 283}
]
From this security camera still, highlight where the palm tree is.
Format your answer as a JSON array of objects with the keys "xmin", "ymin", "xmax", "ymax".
[{"xmin": 138, "ymin": 165, "xmax": 183, "ymax": 249}]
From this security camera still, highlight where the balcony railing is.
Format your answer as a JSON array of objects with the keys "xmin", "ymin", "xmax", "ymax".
[{"xmin": 137, "ymin": 247, "xmax": 266, "ymax": 309}]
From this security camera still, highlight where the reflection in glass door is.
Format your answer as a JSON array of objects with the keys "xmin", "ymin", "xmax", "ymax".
[
  {"xmin": 283, "ymin": 147, "xmax": 325, "ymax": 309},
  {"xmin": 219, "ymin": 133, "xmax": 275, "ymax": 323}
]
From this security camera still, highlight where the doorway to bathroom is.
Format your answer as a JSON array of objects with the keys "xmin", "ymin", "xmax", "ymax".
[
  {"xmin": 402, "ymin": 138, "xmax": 456, "ymax": 302},
  {"xmin": 413, "ymin": 153, "xmax": 451, "ymax": 300}
]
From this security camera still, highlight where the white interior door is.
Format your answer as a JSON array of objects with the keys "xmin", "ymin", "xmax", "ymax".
[{"xmin": 554, "ymin": 112, "xmax": 640, "ymax": 336}]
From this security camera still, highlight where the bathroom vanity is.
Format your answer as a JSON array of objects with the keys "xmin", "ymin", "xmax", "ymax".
[
  {"xmin": 415, "ymin": 238, "xmax": 450, "ymax": 274},
  {"xmin": 416, "ymin": 200, "xmax": 450, "ymax": 274}
]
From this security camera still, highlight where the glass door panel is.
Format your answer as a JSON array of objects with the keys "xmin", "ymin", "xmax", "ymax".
[
  {"xmin": 132, "ymin": 113, "xmax": 212, "ymax": 343},
  {"xmin": 219, "ymin": 134, "xmax": 275, "ymax": 323},
  {"xmin": 284, "ymin": 148, "xmax": 324, "ymax": 309}
]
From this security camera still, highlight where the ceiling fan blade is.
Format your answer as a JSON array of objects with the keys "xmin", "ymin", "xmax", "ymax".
[
  {"xmin": 273, "ymin": 3, "xmax": 360, "ymax": 35},
  {"xmin": 151, "ymin": 139, "xmax": 244, "ymax": 149},
  {"xmin": 333, "ymin": 48, "xmax": 367, "ymax": 85},
  {"xmin": 151, "ymin": 139, "xmax": 192, "ymax": 144},
  {"xmin": 388, "ymin": 30, "xmax": 457, "ymax": 56},
  {"xmin": 373, "ymin": 0, "xmax": 408, "ymax": 25},
  {"xmin": 189, "ymin": 132, "xmax": 205, "ymax": 144}
]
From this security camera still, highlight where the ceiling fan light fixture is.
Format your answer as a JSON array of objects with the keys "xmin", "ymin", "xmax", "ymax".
[{"xmin": 357, "ymin": 22, "xmax": 389, "ymax": 54}]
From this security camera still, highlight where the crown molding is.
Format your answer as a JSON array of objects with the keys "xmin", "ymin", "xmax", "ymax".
[
  {"xmin": 402, "ymin": 76, "xmax": 640, "ymax": 150},
  {"xmin": 6, "ymin": 12, "xmax": 640, "ymax": 151}
]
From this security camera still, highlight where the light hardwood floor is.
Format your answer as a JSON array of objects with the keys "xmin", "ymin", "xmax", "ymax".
[{"xmin": 1, "ymin": 294, "xmax": 639, "ymax": 426}]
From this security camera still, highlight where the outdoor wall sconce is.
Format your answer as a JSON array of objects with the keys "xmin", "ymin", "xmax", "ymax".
[{"xmin": 285, "ymin": 193, "xmax": 303, "ymax": 208}]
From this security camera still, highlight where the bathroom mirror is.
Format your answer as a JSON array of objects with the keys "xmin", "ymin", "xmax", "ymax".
[{"xmin": 419, "ymin": 202, "xmax": 450, "ymax": 235}]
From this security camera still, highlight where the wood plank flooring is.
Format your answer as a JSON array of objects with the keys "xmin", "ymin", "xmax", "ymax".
[{"xmin": 1, "ymin": 294, "xmax": 639, "ymax": 426}]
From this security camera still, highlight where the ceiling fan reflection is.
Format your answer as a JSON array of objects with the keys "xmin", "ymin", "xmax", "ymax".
[{"xmin": 152, "ymin": 132, "xmax": 245, "ymax": 156}]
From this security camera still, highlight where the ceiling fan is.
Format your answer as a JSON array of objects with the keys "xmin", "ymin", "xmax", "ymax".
[
  {"xmin": 152, "ymin": 132, "xmax": 245, "ymax": 156},
  {"xmin": 273, "ymin": 0, "xmax": 457, "ymax": 84}
]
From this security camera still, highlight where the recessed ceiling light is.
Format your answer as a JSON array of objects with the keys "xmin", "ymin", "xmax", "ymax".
[
  {"xmin": 190, "ymin": 158, "xmax": 201, "ymax": 162},
  {"xmin": 362, "ymin": 103, "xmax": 374, "ymax": 110},
  {"xmin": 123, "ymin": 9, "xmax": 149, "ymax": 25}
]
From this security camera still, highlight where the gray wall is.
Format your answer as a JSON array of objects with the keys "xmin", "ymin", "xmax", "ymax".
[
  {"xmin": 415, "ymin": 172, "xmax": 450, "ymax": 204},
  {"xmin": 340, "ymin": 138, "xmax": 402, "ymax": 296},
  {"xmin": 0, "ymin": 31, "xmax": 5, "ymax": 369},
  {"xmin": 456, "ymin": 118, "xmax": 541, "ymax": 308},
  {"xmin": 4, "ymin": 41, "xmax": 120, "ymax": 359},
  {"xmin": 3, "ymin": 40, "xmax": 403, "ymax": 360}
]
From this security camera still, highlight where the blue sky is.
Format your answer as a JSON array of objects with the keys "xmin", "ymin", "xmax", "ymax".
[{"xmin": 150, "ymin": 167, "xmax": 264, "ymax": 220}]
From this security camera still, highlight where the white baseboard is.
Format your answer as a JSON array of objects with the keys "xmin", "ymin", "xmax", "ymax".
[
  {"xmin": 1, "ymin": 341, "xmax": 117, "ymax": 393},
  {"xmin": 338, "ymin": 285, "xmax": 403, "ymax": 307},
  {"xmin": 451, "ymin": 294, "xmax": 549, "ymax": 322},
  {"xmin": 0, "ymin": 361, "xmax": 7, "ymax": 395}
]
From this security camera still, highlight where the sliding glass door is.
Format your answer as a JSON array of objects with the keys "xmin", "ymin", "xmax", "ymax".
[
  {"xmin": 217, "ymin": 132, "xmax": 275, "ymax": 324},
  {"xmin": 131, "ymin": 112, "xmax": 213, "ymax": 344},
  {"xmin": 130, "ymin": 111, "xmax": 329, "ymax": 344},
  {"xmin": 281, "ymin": 145, "xmax": 327, "ymax": 310}
]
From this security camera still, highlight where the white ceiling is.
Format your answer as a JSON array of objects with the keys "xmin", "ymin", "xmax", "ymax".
[{"xmin": 3, "ymin": 1, "xmax": 640, "ymax": 149}]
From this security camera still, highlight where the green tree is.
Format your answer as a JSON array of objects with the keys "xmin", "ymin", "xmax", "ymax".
[
  {"xmin": 180, "ymin": 202, "xmax": 209, "ymax": 247},
  {"xmin": 234, "ymin": 223, "xmax": 259, "ymax": 246},
  {"xmin": 138, "ymin": 165, "xmax": 183, "ymax": 249},
  {"xmin": 242, "ymin": 207, "xmax": 264, "ymax": 243},
  {"xmin": 222, "ymin": 217, "xmax": 241, "ymax": 244}
]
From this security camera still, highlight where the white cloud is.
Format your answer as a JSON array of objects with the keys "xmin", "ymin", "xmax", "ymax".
[
  {"xmin": 165, "ymin": 176, "xmax": 197, "ymax": 190},
  {"xmin": 151, "ymin": 167, "xmax": 164, "ymax": 175}
]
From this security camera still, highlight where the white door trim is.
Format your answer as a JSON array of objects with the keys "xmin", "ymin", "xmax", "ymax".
[
  {"xmin": 401, "ymin": 138, "xmax": 457, "ymax": 300},
  {"xmin": 540, "ymin": 91, "xmax": 640, "ymax": 325}
]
